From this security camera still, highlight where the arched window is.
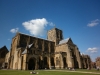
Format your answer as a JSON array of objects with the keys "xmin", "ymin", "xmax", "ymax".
[
  {"xmin": 63, "ymin": 57, "xmax": 67, "ymax": 68},
  {"xmin": 51, "ymin": 57, "xmax": 55, "ymax": 66}
]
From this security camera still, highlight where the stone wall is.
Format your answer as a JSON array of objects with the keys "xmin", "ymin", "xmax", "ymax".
[
  {"xmin": 0, "ymin": 46, "xmax": 9, "ymax": 68},
  {"xmin": 6, "ymin": 28, "xmax": 91, "ymax": 70},
  {"xmin": 47, "ymin": 28, "xmax": 63, "ymax": 45},
  {"xmin": 81, "ymin": 54, "xmax": 91, "ymax": 69}
]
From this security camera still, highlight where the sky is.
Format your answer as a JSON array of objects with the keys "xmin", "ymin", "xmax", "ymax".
[{"xmin": 0, "ymin": 0, "xmax": 100, "ymax": 61}]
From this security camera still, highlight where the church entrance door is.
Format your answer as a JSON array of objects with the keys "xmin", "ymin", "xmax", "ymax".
[{"xmin": 28, "ymin": 58, "xmax": 35, "ymax": 70}]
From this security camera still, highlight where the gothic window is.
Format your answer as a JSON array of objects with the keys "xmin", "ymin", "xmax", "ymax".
[
  {"xmin": 51, "ymin": 43, "xmax": 54, "ymax": 52},
  {"xmin": 30, "ymin": 37, "xmax": 34, "ymax": 43},
  {"xmin": 20, "ymin": 35, "xmax": 31, "ymax": 47},
  {"xmin": 51, "ymin": 57, "xmax": 55, "ymax": 66},
  {"xmin": 63, "ymin": 57, "xmax": 67, "ymax": 68},
  {"xmin": 38, "ymin": 40, "xmax": 42, "ymax": 50},
  {"xmin": 44, "ymin": 42, "xmax": 48, "ymax": 52},
  {"xmin": 33, "ymin": 39, "xmax": 37, "ymax": 48}
]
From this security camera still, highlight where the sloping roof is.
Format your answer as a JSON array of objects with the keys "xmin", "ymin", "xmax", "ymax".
[
  {"xmin": 22, "ymin": 43, "xmax": 34, "ymax": 54},
  {"xmin": 59, "ymin": 38, "xmax": 70, "ymax": 44},
  {"xmin": 0, "ymin": 46, "xmax": 9, "ymax": 52},
  {"xmin": 28, "ymin": 43, "xmax": 33, "ymax": 48},
  {"xmin": 22, "ymin": 49, "xmax": 27, "ymax": 54},
  {"xmin": 18, "ymin": 32, "xmax": 54, "ymax": 42}
]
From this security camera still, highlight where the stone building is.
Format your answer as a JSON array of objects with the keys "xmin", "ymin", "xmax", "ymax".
[
  {"xmin": 81, "ymin": 54, "xmax": 91, "ymax": 69},
  {"xmin": 5, "ymin": 28, "xmax": 91, "ymax": 70},
  {"xmin": 0, "ymin": 46, "xmax": 9, "ymax": 68},
  {"xmin": 95, "ymin": 57, "xmax": 100, "ymax": 68}
]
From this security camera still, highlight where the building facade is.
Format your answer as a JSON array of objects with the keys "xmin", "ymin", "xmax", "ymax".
[
  {"xmin": 5, "ymin": 28, "xmax": 91, "ymax": 70},
  {"xmin": 0, "ymin": 46, "xmax": 9, "ymax": 68}
]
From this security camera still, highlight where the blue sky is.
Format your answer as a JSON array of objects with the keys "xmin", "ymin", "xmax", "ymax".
[{"xmin": 0, "ymin": 0, "xmax": 100, "ymax": 61}]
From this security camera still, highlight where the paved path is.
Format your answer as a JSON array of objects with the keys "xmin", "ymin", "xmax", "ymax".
[{"xmin": 44, "ymin": 70, "xmax": 100, "ymax": 74}]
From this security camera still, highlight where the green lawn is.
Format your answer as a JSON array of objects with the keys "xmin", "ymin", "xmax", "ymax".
[
  {"xmin": 75, "ymin": 69, "xmax": 100, "ymax": 72},
  {"xmin": 56, "ymin": 69, "xmax": 100, "ymax": 72},
  {"xmin": 0, "ymin": 69, "xmax": 100, "ymax": 75}
]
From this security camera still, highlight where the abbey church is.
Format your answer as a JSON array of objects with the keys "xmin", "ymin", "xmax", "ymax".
[{"xmin": 1, "ymin": 28, "xmax": 91, "ymax": 70}]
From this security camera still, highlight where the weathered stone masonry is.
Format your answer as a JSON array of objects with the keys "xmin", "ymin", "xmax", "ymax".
[{"xmin": 3, "ymin": 28, "xmax": 91, "ymax": 70}]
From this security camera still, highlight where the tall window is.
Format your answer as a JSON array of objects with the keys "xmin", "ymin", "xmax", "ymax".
[
  {"xmin": 51, "ymin": 57, "xmax": 55, "ymax": 66},
  {"xmin": 44, "ymin": 42, "xmax": 48, "ymax": 52},
  {"xmin": 38, "ymin": 40, "xmax": 42, "ymax": 50}
]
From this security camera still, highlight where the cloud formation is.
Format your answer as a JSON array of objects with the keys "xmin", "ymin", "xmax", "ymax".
[
  {"xmin": 10, "ymin": 28, "xmax": 19, "ymax": 33},
  {"xmin": 7, "ymin": 39, "xmax": 10, "ymax": 40},
  {"xmin": 49, "ymin": 22, "xmax": 55, "ymax": 26},
  {"xmin": 87, "ymin": 47, "xmax": 98, "ymax": 53},
  {"xmin": 87, "ymin": 19, "xmax": 100, "ymax": 27},
  {"xmin": 22, "ymin": 18, "xmax": 55, "ymax": 36}
]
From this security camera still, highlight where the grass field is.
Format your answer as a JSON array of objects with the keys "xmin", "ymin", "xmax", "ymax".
[
  {"xmin": 0, "ymin": 69, "xmax": 100, "ymax": 75},
  {"xmin": 55, "ymin": 69, "xmax": 100, "ymax": 72}
]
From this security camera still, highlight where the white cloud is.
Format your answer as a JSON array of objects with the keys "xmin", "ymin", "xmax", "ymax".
[
  {"xmin": 7, "ymin": 39, "xmax": 10, "ymax": 40},
  {"xmin": 49, "ymin": 22, "xmax": 55, "ymax": 26},
  {"xmin": 87, "ymin": 47, "xmax": 98, "ymax": 53},
  {"xmin": 81, "ymin": 53, "xmax": 85, "ymax": 55},
  {"xmin": 22, "ymin": 18, "xmax": 55, "ymax": 36},
  {"xmin": 87, "ymin": 19, "xmax": 100, "ymax": 27},
  {"xmin": 10, "ymin": 28, "xmax": 19, "ymax": 33}
]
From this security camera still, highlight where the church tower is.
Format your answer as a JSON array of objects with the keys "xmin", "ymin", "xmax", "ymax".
[{"xmin": 47, "ymin": 28, "xmax": 63, "ymax": 45}]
